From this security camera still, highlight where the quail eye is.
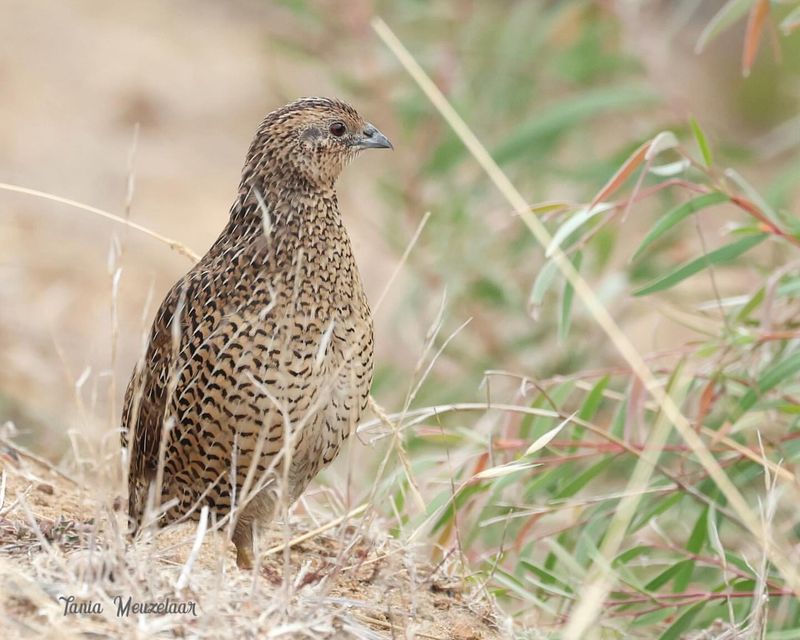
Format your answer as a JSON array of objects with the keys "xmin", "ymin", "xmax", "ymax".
[{"xmin": 329, "ymin": 121, "xmax": 347, "ymax": 137}]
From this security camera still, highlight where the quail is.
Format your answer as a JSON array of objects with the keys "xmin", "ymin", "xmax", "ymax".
[{"xmin": 121, "ymin": 97, "xmax": 392, "ymax": 568}]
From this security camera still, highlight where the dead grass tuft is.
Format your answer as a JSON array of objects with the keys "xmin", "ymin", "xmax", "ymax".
[{"xmin": 0, "ymin": 450, "xmax": 504, "ymax": 639}]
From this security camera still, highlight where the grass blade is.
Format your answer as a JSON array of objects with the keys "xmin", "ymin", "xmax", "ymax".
[
  {"xmin": 559, "ymin": 251, "xmax": 583, "ymax": 341},
  {"xmin": 658, "ymin": 602, "xmax": 707, "ymax": 640},
  {"xmin": 690, "ymin": 117, "xmax": 714, "ymax": 167},
  {"xmin": 633, "ymin": 233, "xmax": 767, "ymax": 296},
  {"xmin": 546, "ymin": 204, "xmax": 612, "ymax": 257},
  {"xmin": 736, "ymin": 349, "xmax": 800, "ymax": 419},
  {"xmin": 632, "ymin": 192, "xmax": 729, "ymax": 262}
]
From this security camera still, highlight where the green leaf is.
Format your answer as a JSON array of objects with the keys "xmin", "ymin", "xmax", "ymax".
[
  {"xmin": 633, "ymin": 233, "xmax": 767, "ymax": 296},
  {"xmin": 630, "ymin": 490, "xmax": 683, "ymax": 533},
  {"xmin": 555, "ymin": 456, "xmax": 616, "ymax": 500},
  {"xmin": 736, "ymin": 350, "xmax": 800, "ymax": 419},
  {"xmin": 547, "ymin": 204, "xmax": 611, "ymax": 257},
  {"xmin": 687, "ymin": 507, "xmax": 710, "ymax": 554},
  {"xmin": 559, "ymin": 251, "xmax": 583, "ymax": 341},
  {"xmin": 632, "ymin": 192, "xmax": 729, "ymax": 262},
  {"xmin": 614, "ymin": 545, "xmax": 651, "ymax": 567},
  {"xmin": 735, "ymin": 286, "xmax": 764, "ymax": 323},
  {"xmin": 645, "ymin": 562, "xmax": 686, "ymax": 592},
  {"xmin": 579, "ymin": 375, "xmax": 609, "ymax": 422},
  {"xmin": 632, "ymin": 607, "xmax": 675, "ymax": 627},
  {"xmin": 658, "ymin": 602, "xmax": 707, "ymax": 640},
  {"xmin": 529, "ymin": 258, "xmax": 560, "ymax": 316},
  {"xmin": 609, "ymin": 398, "xmax": 627, "ymax": 439},
  {"xmin": 430, "ymin": 483, "xmax": 487, "ymax": 533},
  {"xmin": 690, "ymin": 117, "xmax": 714, "ymax": 167},
  {"xmin": 674, "ymin": 507, "xmax": 709, "ymax": 592},
  {"xmin": 519, "ymin": 560, "xmax": 574, "ymax": 594}
]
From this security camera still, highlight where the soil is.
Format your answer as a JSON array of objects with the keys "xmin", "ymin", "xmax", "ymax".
[{"xmin": 0, "ymin": 444, "xmax": 505, "ymax": 639}]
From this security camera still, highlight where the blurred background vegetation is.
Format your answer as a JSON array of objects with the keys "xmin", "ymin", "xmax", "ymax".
[{"xmin": 2, "ymin": 0, "xmax": 800, "ymax": 637}]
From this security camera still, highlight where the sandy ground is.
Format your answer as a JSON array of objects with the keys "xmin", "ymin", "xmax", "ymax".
[{"xmin": 0, "ymin": 443, "xmax": 505, "ymax": 639}]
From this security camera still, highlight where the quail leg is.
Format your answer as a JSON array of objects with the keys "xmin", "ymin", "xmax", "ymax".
[{"xmin": 233, "ymin": 520, "xmax": 255, "ymax": 570}]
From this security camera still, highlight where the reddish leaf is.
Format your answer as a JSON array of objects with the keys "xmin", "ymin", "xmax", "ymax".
[
  {"xmin": 742, "ymin": 0, "xmax": 770, "ymax": 77},
  {"xmin": 472, "ymin": 451, "xmax": 490, "ymax": 478},
  {"xmin": 590, "ymin": 140, "xmax": 650, "ymax": 210},
  {"xmin": 695, "ymin": 378, "xmax": 718, "ymax": 433}
]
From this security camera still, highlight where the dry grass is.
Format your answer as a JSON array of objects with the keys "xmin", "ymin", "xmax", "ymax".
[{"xmin": 0, "ymin": 444, "xmax": 504, "ymax": 639}]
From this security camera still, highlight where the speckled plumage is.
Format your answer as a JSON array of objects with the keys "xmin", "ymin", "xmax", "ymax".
[{"xmin": 121, "ymin": 97, "xmax": 391, "ymax": 568}]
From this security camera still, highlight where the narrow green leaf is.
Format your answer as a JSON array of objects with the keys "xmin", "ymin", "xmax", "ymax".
[
  {"xmin": 519, "ymin": 560, "xmax": 574, "ymax": 593},
  {"xmin": 492, "ymin": 569, "xmax": 554, "ymax": 609},
  {"xmin": 609, "ymin": 396, "xmax": 627, "ymax": 438},
  {"xmin": 645, "ymin": 563, "xmax": 686, "ymax": 592},
  {"xmin": 430, "ymin": 483, "xmax": 486, "ymax": 533},
  {"xmin": 687, "ymin": 507, "xmax": 710, "ymax": 553},
  {"xmin": 634, "ymin": 233, "xmax": 767, "ymax": 296},
  {"xmin": 547, "ymin": 205, "xmax": 611, "ymax": 257},
  {"xmin": 674, "ymin": 507, "xmax": 709, "ymax": 592},
  {"xmin": 690, "ymin": 117, "xmax": 714, "ymax": 167},
  {"xmin": 530, "ymin": 201, "xmax": 573, "ymax": 216},
  {"xmin": 632, "ymin": 608, "xmax": 675, "ymax": 627},
  {"xmin": 567, "ymin": 375, "xmax": 609, "ymax": 454},
  {"xmin": 735, "ymin": 286, "xmax": 764, "ymax": 323},
  {"xmin": 574, "ymin": 519, "xmax": 604, "ymax": 568},
  {"xmin": 559, "ymin": 251, "xmax": 583, "ymax": 341},
  {"xmin": 579, "ymin": 375, "xmax": 609, "ymax": 422},
  {"xmin": 736, "ymin": 350, "xmax": 800, "ymax": 418},
  {"xmin": 632, "ymin": 192, "xmax": 729, "ymax": 262},
  {"xmin": 658, "ymin": 602, "xmax": 707, "ymax": 640},
  {"xmin": 614, "ymin": 545, "xmax": 651, "ymax": 567},
  {"xmin": 724, "ymin": 551, "xmax": 756, "ymax": 577},
  {"xmin": 555, "ymin": 456, "xmax": 616, "ymax": 500},
  {"xmin": 671, "ymin": 559, "xmax": 695, "ymax": 594},
  {"xmin": 630, "ymin": 491, "xmax": 683, "ymax": 533},
  {"xmin": 529, "ymin": 258, "xmax": 559, "ymax": 317}
]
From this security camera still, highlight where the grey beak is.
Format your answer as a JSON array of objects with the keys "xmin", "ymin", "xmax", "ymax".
[{"xmin": 355, "ymin": 123, "xmax": 393, "ymax": 150}]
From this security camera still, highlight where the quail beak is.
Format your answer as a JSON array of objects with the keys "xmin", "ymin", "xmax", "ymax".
[{"xmin": 353, "ymin": 123, "xmax": 393, "ymax": 150}]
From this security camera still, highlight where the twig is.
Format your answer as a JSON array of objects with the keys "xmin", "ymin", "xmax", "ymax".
[
  {"xmin": 261, "ymin": 503, "xmax": 368, "ymax": 557},
  {"xmin": 0, "ymin": 436, "xmax": 82, "ymax": 486},
  {"xmin": 349, "ymin": 613, "xmax": 447, "ymax": 640},
  {"xmin": 175, "ymin": 505, "xmax": 209, "ymax": 590},
  {"xmin": 371, "ymin": 211, "xmax": 431, "ymax": 317},
  {"xmin": 0, "ymin": 182, "xmax": 200, "ymax": 262}
]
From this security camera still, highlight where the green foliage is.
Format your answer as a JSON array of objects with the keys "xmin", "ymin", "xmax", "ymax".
[{"xmin": 350, "ymin": 0, "xmax": 800, "ymax": 636}]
